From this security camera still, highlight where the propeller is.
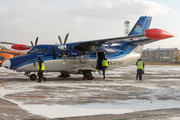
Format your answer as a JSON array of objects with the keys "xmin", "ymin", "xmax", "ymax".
[
  {"xmin": 58, "ymin": 33, "xmax": 69, "ymax": 64},
  {"xmin": 31, "ymin": 37, "xmax": 38, "ymax": 47}
]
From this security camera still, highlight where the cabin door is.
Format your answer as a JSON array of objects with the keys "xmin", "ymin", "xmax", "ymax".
[{"xmin": 96, "ymin": 51, "xmax": 106, "ymax": 70}]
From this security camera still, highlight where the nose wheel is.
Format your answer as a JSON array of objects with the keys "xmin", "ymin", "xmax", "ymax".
[{"xmin": 30, "ymin": 73, "xmax": 37, "ymax": 81}]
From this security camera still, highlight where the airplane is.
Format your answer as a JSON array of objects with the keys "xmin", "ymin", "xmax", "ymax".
[
  {"xmin": 0, "ymin": 38, "xmax": 38, "ymax": 65},
  {"xmin": 0, "ymin": 37, "xmax": 39, "ymax": 50},
  {"xmin": 2, "ymin": 16, "xmax": 174, "ymax": 80},
  {"xmin": 0, "ymin": 45, "xmax": 26, "ymax": 65}
]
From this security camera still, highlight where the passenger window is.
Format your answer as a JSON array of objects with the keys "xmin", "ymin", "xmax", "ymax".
[
  {"xmin": 43, "ymin": 48, "xmax": 49, "ymax": 53},
  {"xmin": 28, "ymin": 48, "xmax": 39, "ymax": 53},
  {"xmin": 37, "ymin": 49, "xmax": 42, "ymax": 53}
]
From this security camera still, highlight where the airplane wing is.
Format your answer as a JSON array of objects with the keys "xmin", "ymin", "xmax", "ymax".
[
  {"xmin": 72, "ymin": 28, "xmax": 174, "ymax": 54},
  {"xmin": 72, "ymin": 35, "xmax": 146, "ymax": 54},
  {"xmin": 0, "ymin": 42, "xmax": 32, "ymax": 50},
  {"xmin": 127, "ymin": 38, "xmax": 155, "ymax": 45},
  {"xmin": 78, "ymin": 35, "xmax": 145, "ymax": 43},
  {"xmin": 71, "ymin": 16, "xmax": 173, "ymax": 54},
  {"xmin": 0, "ymin": 42, "xmax": 16, "ymax": 45}
]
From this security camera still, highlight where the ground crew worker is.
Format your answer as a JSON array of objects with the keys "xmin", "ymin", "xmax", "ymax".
[
  {"xmin": 37, "ymin": 58, "xmax": 46, "ymax": 83},
  {"xmin": 136, "ymin": 59, "xmax": 145, "ymax": 80},
  {"xmin": 102, "ymin": 58, "xmax": 109, "ymax": 79}
]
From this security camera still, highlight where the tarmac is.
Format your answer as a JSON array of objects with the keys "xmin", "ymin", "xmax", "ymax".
[{"xmin": 1, "ymin": 65, "xmax": 180, "ymax": 120}]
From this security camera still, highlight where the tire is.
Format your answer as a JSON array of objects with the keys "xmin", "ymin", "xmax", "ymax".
[
  {"xmin": 30, "ymin": 74, "xmax": 37, "ymax": 81},
  {"xmin": 61, "ymin": 73, "xmax": 70, "ymax": 77},
  {"xmin": 84, "ymin": 71, "xmax": 92, "ymax": 80}
]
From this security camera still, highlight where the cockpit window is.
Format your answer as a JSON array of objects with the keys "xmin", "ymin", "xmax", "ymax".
[
  {"xmin": 28, "ymin": 48, "xmax": 39, "ymax": 53},
  {"xmin": 43, "ymin": 48, "xmax": 49, "ymax": 53},
  {"xmin": 37, "ymin": 49, "xmax": 42, "ymax": 53}
]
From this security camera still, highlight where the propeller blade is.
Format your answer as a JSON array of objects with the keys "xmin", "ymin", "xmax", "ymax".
[
  {"xmin": 58, "ymin": 36, "xmax": 63, "ymax": 45},
  {"xmin": 64, "ymin": 33, "xmax": 69, "ymax": 46},
  {"xmin": 57, "ymin": 49, "xmax": 61, "ymax": 54},
  {"xmin": 35, "ymin": 37, "xmax": 38, "ymax": 46},
  {"xmin": 31, "ymin": 41, "xmax": 34, "ymax": 47}
]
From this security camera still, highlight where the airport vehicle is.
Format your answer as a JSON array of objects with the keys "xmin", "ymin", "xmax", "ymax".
[{"xmin": 2, "ymin": 16, "xmax": 174, "ymax": 80}]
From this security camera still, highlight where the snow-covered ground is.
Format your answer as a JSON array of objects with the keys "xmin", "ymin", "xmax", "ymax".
[{"xmin": 0, "ymin": 65, "xmax": 180, "ymax": 119}]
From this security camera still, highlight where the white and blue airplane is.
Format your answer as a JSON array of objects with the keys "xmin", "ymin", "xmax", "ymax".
[{"xmin": 2, "ymin": 16, "xmax": 174, "ymax": 80}]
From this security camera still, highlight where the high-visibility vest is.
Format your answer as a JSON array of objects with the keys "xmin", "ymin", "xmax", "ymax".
[
  {"xmin": 102, "ymin": 59, "xmax": 108, "ymax": 67},
  {"xmin": 38, "ymin": 62, "xmax": 45, "ymax": 70},
  {"xmin": 137, "ymin": 61, "xmax": 144, "ymax": 69}
]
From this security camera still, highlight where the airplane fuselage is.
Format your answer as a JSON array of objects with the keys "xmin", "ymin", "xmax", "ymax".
[{"xmin": 3, "ymin": 43, "xmax": 142, "ymax": 74}]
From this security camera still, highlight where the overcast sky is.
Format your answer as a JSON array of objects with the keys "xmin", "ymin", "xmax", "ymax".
[{"xmin": 0, "ymin": 0, "xmax": 179, "ymax": 49}]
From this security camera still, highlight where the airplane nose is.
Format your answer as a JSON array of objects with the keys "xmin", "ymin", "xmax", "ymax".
[{"xmin": 2, "ymin": 60, "xmax": 11, "ymax": 69}]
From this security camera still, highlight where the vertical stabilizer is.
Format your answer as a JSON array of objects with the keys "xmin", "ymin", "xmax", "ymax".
[{"xmin": 128, "ymin": 16, "xmax": 152, "ymax": 36}]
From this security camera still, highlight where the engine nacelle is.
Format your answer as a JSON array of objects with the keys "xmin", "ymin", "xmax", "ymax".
[{"xmin": 58, "ymin": 45, "xmax": 67, "ymax": 50}]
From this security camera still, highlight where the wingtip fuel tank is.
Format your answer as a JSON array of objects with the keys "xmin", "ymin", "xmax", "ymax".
[{"xmin": 145, "ymin": 28, "xmax": 174, "ymax": 40}]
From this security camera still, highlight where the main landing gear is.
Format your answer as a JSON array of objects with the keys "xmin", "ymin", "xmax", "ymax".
[
  {"xmin": 81, "ymin": 70, "xmax": 95, "ymax": 80},
  {"xmin": 58, "ymin": 73, "xmax": 71, "ymax": 78}
]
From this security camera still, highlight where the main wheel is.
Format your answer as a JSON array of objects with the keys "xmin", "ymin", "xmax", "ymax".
[
  {"xmin": 84, "ymin": 71, "xmax": 92, "ymax": 80},
  {"xmin": 61, "ymin": 73, "xmax": 70, "ymax": 77},
  {"xmin": 30, "ymin": 74, "xmax": 37, "ymax": 81}
]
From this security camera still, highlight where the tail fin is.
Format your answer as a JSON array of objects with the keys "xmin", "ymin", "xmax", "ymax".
[{"xmin": 128, "ymin": 16, "xmax": 152, "ymax": 36}]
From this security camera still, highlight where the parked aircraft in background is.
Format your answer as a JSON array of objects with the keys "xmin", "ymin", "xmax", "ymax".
[
  {"xmin": 0, "ymin": 45, "xmax": 26, "ymax": 65},
  {"xmin": 2, "ymin": 16, "xmax": 174, "ymax": 80},
  {"xmin": 0, "ymin": 37, "xmax": 38, "ymax": 65},
  {"xmin": 0, "ymin": 37, "xmax": 38, "ymax": 50}
]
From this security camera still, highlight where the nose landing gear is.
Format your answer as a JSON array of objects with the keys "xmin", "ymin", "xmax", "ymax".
[
  {"xmin": 25, "ymin": 72, "xmax": 37, "ymax": 81},
  {"xmin": 30, "ymin": 73, "xmax": 37, "ymax": 81}
]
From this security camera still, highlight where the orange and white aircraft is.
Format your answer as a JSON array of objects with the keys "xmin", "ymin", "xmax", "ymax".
[
  {"xmin": 0, "ymin": 45, "xmax": 26, "ymax": 65},
  {"xmin": 0, "ymin": 37, "xmax": 38, "ymax": 65}
]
